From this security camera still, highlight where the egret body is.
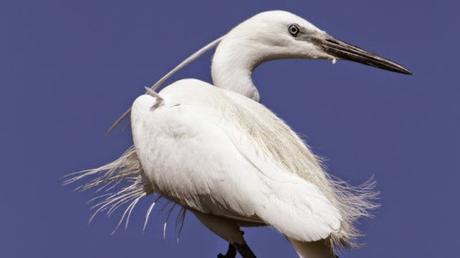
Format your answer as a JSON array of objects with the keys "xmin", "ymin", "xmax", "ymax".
[{"xmin": 67, "ymin": 10, "xmax": 410, "ymax": 258}]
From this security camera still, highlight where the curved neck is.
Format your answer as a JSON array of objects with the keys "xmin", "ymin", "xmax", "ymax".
[{"xmin": 211, "ymin": 39, "xmax": 262, "ymax": 101}]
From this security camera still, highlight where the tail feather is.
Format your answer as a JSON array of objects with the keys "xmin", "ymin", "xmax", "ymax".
[
  {"xmin": 63, "ymin": 146, "xmax": 149, "ymax": 225},
  {"xmin": 64, "ymin": 147, "xmax": 189, "ymax": 238},
  {"xmin": 288, "ymin": 237, "xmax": 337, "ymax": 258}
]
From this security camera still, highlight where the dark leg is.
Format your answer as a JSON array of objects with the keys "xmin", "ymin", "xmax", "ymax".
[
  {"xmin": 234, "ymin": 242, "xmax": 256, "ymax": 258},
  {"xmin": 217, "ymin": 242, "xmax": 256, "ymax": 258},
  {"xmin": 217, "ymin": 230, "xmax": 256, "ymax": 258},
  {"xmin": 217, "ymin": 244, "xmax": 236, "ymax": 258}
]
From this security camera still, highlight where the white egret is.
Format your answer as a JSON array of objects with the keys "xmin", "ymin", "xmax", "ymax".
[{"xmin": 66, "ymin": 10, "xmax": 410, "ymax": 258}]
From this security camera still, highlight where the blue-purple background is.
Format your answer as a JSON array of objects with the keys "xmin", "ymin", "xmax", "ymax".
[{"xmin": 1, "ymin": 1, "xmax": 458, "ymax": 257}]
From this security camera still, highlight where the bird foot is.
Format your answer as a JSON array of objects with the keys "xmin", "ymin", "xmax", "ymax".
[
  {"xmin": 234, "ymin": 243, "xmax": 256, "ymax": 258},
  {"xmin": 217, "ymin": 244, "xmax": 236, "ymax": 258},
  {"xmin": 216, "ymin": 231, "xmax": 256, "ymax": 258}
]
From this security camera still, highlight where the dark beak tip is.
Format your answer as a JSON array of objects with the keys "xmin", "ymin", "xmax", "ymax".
[
  {"xmin": 397, "ymin": 66, "xmax": 413, "ymax": 75},
  {"xmin": 319, "ymin": 37, "xmax": 413, "ymax": 76}
]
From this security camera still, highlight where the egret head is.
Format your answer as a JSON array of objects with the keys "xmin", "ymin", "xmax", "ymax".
[
  {"xmin": 108, "ymin": 10, "xmax": 411, "ymax": 133},
  {"xmin": 214, "ymin": 10, "xmax": 410, "ymax": 75}
]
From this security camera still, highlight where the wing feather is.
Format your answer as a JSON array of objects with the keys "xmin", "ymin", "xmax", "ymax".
[{"xmin": 131, "ymin": 79, "xmax": 342, "ymax": 242}]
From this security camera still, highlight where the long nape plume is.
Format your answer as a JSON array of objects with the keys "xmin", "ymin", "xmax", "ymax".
[{"xmin": 107, "ymin": 35, "xmax": 225, "ymax": 133}]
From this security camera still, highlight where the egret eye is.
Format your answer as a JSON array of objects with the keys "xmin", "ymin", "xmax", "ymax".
[{"xmin": 288, "ymin": 24, "xmax": 300, "ymax": 37}]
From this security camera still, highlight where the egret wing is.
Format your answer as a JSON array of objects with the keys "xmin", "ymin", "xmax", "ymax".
[{"xmin": 131, "ymin": 79, "xmax": 342, "ymax": 242}]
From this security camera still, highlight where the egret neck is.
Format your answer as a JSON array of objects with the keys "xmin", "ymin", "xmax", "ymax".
[
  {"xmin": 211, "ymin": 38, "xmax": 263, "ymax": 101},
  {"xmin": 211, "ymin": 10, "xmax": 411, "ymax": 102}
]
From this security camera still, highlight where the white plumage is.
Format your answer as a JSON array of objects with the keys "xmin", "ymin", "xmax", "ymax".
[
  {"xmin": 133, "ymin": 79, "xmax": 342, "ymax": 238},
  {"xmin": 67, "ymin": 10, "xmax": 411, "ymax": 258}
]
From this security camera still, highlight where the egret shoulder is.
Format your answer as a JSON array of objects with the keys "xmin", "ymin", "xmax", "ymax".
[{"xmin": 131, "ymin": 79, "xmax": 343, "ymax": 242}]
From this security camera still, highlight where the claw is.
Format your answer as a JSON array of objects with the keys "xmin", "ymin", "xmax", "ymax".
[
  {"xmin": 217, "ymin": 244, "xmax": 236, "ymax": 258},
  {"xmin": 234, "ymin": 243, "xmax": 256, "ymax": 258},
  {"xmin": 216, "ymin": 231, "xmax": 256, "ymax": 258}
]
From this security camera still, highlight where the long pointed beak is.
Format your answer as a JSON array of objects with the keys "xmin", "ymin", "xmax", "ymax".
[{"xmin": 314, "ymin": 36, "xmax": 411, "ymax": 75}]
